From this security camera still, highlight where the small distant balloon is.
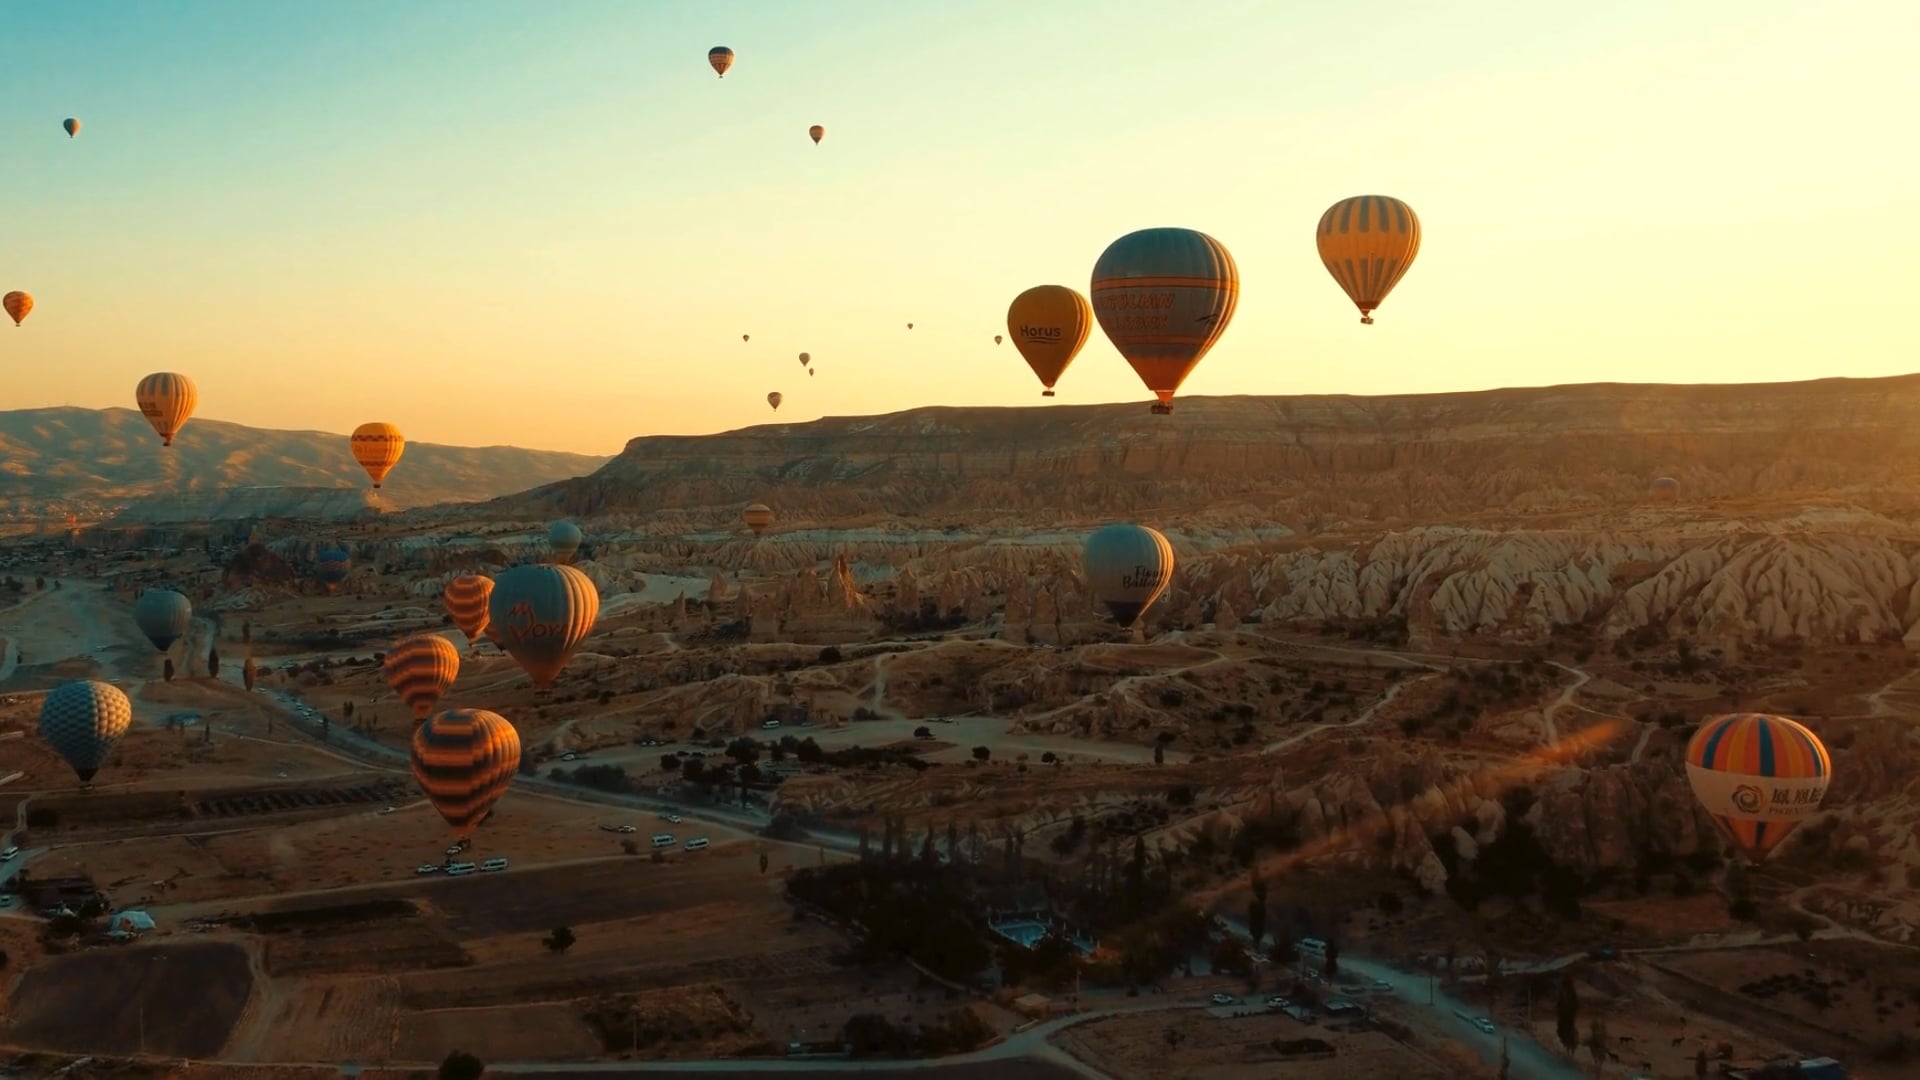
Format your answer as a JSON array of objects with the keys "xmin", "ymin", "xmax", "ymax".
[
  {"xmin": 798, "ymin": 352, "xmax": 810, "ymax": 368},
  {"xmin": 135, "ymin": 372, "xmax": 199, "ymax": 447},
  {"xmin": 906, "ymin": 322, "xmax": 914, "ymax": 330},
  {"xmin": 742, "ymin": 334, "xmax": 750, "ymax": 342},
  {"xmin": 548, "ymin": 520, "xmax": 584, "ymax": 563},
  {"xmin": 63, "ymin": 118, "xmax": 80, "ymax": 139},
  {"xmin": 350, "ymin": 422, "xmax": 406, "ymax": 488},
  {"xmin": 3, "ymin": 291, "xmax": 32, "ymax": 327},
  {"xmin": 994, "ymin": 334, "xmax": 1003, "ymax": 346},
  {"xmin": 134, "ymin": 589, "xmax": 192, "ymax": 652},
  {"xmin": 1083, "ymin": 523, "xmax": 1176, "ymax": 630},
  {"xmin": 708, "ymin": 46, "xmax": 734, "ymax": 78},
  {"xmin": 316, "ymin": 545, "xmax": 352, "ymax": 593},
  {"xmin": 768, "ymin": 391, "xmax": 783, "ymax": 411},
  {"xmin": 809, "ymin": 124, "xmax": 824, "ymax": 145},
  {"xmin": 1650, "ymin": 476, "xmax": 1680, "ymax": 502},
  {"xmin": 743, "ymin": 503, "xmax": 774, "ymax": 536},
  {"xmin": 1316, "ymin": 195, "xmax": 1421, "ymax": 325}
]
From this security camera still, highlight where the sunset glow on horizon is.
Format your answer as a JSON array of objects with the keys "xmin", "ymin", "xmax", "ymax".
[{"xmin": 4, "ymin": 0, "xmax": 1916, "ymax": 455}]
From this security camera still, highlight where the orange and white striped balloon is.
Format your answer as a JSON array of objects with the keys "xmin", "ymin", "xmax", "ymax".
[{"xmin": 135, "ymin": 372, "xmax": 199, "ymax": 446}]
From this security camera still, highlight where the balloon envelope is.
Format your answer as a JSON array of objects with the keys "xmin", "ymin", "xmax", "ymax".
[
  {"xmin": 548, "ymin": 520, "xmax": 584, "ymax": 562},
  {"xmin": 809, "ymin": 124, "xmax": 824, "ymax": 144},
  {"xmin": 1007, "ymin": 284, "xmax": 1094, "ymax": 397},
  {"xmin": 411, "ymin": 708, "xmax": 521, "ymax": 837},
  {"xmin": 39, "ymin": 680, "xmax": 131, "ymax": 783},
  {"xmin": 708, "ymin": 46, "xmax": 734, "ymax": 77},
  {"xmin": 3, "ymin": 291, "xmax": 32, "ymax": 327},
  {"xmin": 768, "ymin": 391, "xmax": 783, "ymax": 411},
  {"xmin": 744, "ymin": 503, "xmax": 774, "ymax": 536},
  {"xmin": 798, "ymin": 352, "xmax": 810, "ymax": 367},
  {"xmin": 135, "ymin": 372, "xmax": 198, "ymax": 446},
  {"xmin": 134, "ymin": 589, "xmax": 192, "ymax": 652},
  {"xmin": 1651, "ymin": 477, "xmax": 1680, "ymax": 502},
  {"xmin": 1090, "ymin": 228, "xmax": 1238, "ymax": 413},
  {"xmin": 385, "ymin": 634, "xmax": 462, "ymax": 722},
  {"xmin": 317, "ymin": 545, "xmax": 352, "ymax": 591},
  {"xmin": 1315, "ymin": 195, "xmax": 1421, "ymax": 324},
  {"xmin": 350, "ymin": 422, "xmax": 405, "ymax": 488},
  {"xmin": 444, "ymin": 574, "xmax": 495, "ymax": 645},
  {"xmin": 487, "ymin": 564, "xmax": 601, "ymax": 686},
  {"xmin": 1685, "ymin": 713, "xmax": 1831, "ymax": 863},
  {"xmin": 1083, "ymin": 523, "xmax": 1175, "ymax": 629},
  {"xmin": 63, "ymin": 118, "xmax": 80, "ymax": 138}
]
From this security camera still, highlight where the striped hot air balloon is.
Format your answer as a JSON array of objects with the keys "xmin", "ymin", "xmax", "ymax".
[
  {"xmin": 1090, "ymin": 228, "xmax": 1238, "ymax": 414},
  {"xmin": 444, "ymin": 574, "xmax": 494, "ymax": 647},
  {"xmin": 350, "ymin": 422, "xmax": 405, "ymax": 488},
  {"xmin": 743, "ymin": 504, "xmax": 773, "ymax": 536},
  {"xmin": 1315, "ymin": 195, "xmax": 1421, "ymax": 325},
  {"xmin": 316, "ymin": 545, "xmax": 352, "ymax": 593},
  {"xmin": 1685, "ymin": 713, "xmax": 1832, "ymax": 864},
  {"xmin": 487, "ymin": 564, "xmax": 600, "ymax": 687},
  {"xmin": 1650, "ymin": 476, "xmax": 1680, "ymax": 502},
  {"xmin": 135, "ymin": 372, "xmax": 198, "ymax": 446},
  {"xmin": 384, "ymin": 634, "xmax": 461, "ymax": 722},
  {"xmin": 1083, "ymin": 523, "xmax": 1176, "ymax": 630},
  {"xmin": 411, "ymin": 708, "xmax": 521, "ymax": 837},
  {"xmin": 39, "ymin": 680, "xmax": 132, "ymax": 783},
  {"xmin": 548, "ymin": 520, "xmax": 584, "ymax": 563}
]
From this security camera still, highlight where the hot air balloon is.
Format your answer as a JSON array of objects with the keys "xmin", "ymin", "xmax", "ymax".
[
  {"xmin": 384, "ymin": 634, "xmax": 462, "ymax": 722},
  {"xmin": 768, "ymin": 391, "xmax": 783, "ymax": 411},
  {"xmin": 317, "ymin": 545, "xmax": 352, "ymax": 593},
  {"xmin": 134, "ymin": 589, "xmax": 192, "ymax": 652},
  {"xmin": 1651, "ymin": 476, "xmax": 1680, "ymax": 502},
  {"xmin": 1007, "ymin": 284, "xmax": 1094, "ymax": 398},
  {"xmin": 444, "ymin": 574, "xmax": 494, "ymax": 647},
  {"xmin": 350, "ymin": 422, "xmax": 405, "ymax": 488},
  {"xmin": 3, "ymin": 291, "xmax": 31, "ymax": 327},
  {"xmin": 744, "ymin": 504, "xmax": 774, "ymax": 536},
  {"xmin": 742, "ymin": 334, "xmax": 750, "ymax": 342},
  {"xmin": 1316, "ymin": 195, "xmax": 1421, "ymax": 325},
  {"xmin": 809, "ymin": 124, "xmax": 824, "ymax": 145},
  {"xmin": 135, "ymin": 372, "xmax": 198, "ymax": 446},
  {"xmin": 798, "ymin": 352, "xmax": 810, "ymax": 368},
  {"xmin": 548, "ymin": 520, "xmax": 584, "ymax": 563},
  {"xmin": 994, "ymin": 335, "xmax": 1003, "ymax": 346},
  {"xmin": 411, "ymin": 708, "xmax": 521, "ymax": 837},
  {"xmin": 708, "ymin": 46, "xmax": 734, "ymax": 78},
  {"xmin": 906, "ymin": 323, "xmax": 914, "ymax": 330},
  {"xmin": 1083, "ymin": 523, "xmax": 1175, "ymax": 630},
  {"xmin": 63, "ymin": 118, "xmax": 80, "ymax": 139},
  {"xmin": 1685, "ymin": 713, "xmax": 1832, "ymax": 864},
  {"xmin": 1090, "ymin": 228, "xmax": 1238, "ymax": 414},
  {"xmin": 487, "ymin": 564, "xmax": 600, "ymax": 687},
  {"xmin": 39, "ymin": 680, "xmax": 131, "ymax": 784}
]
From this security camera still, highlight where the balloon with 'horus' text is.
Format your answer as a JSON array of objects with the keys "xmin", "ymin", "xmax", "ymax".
[
  {"xmin": 444, "ymin": 574, "xmax": 494, "ymax": 647},
  {"xmin": 3, "ymin": 291, "xmax": 31, "ymax": 327},
  {"xmin": 1090, "ymin": 228, "xmax": 1238, "ymax": 414},
  {"xmin": 384, "ymin": 634, "xmax": 462, "ymax": 722},
  {"xmin": 487, "ymin": 564, "xmax": 601, "ymax": 687},
  {"xmin": 350, "ymin": 422, "xmax": 405, "ymax": 488},
  {"xmin": 548, "ymin": 520, "xmax": 583, "ymax": 563},
  {"xmin": 134, "ymin": 589, "xmax": 192, "ymax": 652},
  {"xmin": 317, "ymin": 545, "xmax": 351, "ymax": 593},
  {"xmin": 39, "ymin": 680, "xmax": 131, "ymax": 783},
  {"xmin": 707, "ymin": 46, "xmax": 734, "ymax": 78},
  {"xmin": 1007, "ymin": 284, "xmax": 1094, "ymax": 398},
  {"xmin": 1685, "ymin": 713, "xmax": 1831, "ymax": 864},
  {"xmin": 411, "ymin": 708, "xmax": 521, "ymax": 837},
  {"xmin": 135, "ymin": 372, "xmax": 198, "ymax": 446},
  {"xmin": 743, "ymin": 503, "xmax": 774, "ymax": 536},
  {"xmin": 1651, "ymin": 476, "xmax": 1679, "ymax": 502},
  {"xmin": 767, "ymin": 391, "xmax": 782, "ymax": 411},
  {"xmin": 1315, "ymin": 195, "xmax": 1421, "ymax": 325},
  {"xmin": 1082, "ymin": 523, "xmax": 1175, "ymax": 630}
]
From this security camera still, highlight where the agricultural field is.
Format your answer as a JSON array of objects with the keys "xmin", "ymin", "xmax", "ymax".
[{"xmin": 2, "ymin": 942, "xmax": 252, "ymax": 1058}]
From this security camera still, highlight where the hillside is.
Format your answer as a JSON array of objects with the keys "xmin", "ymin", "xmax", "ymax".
[
  {"xmin": 488, "ymin": 374, "xmax": 1920, "ymax": 528},
  {"xmin": 0, "ymin": 407, "xmax": 609, "ymax": 520}
]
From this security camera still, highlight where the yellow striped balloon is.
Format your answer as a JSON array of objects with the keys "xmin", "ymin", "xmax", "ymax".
[
  {"xmin": 487, "ymin": 564, "xmax": 600, "ymax": 687},
  {"xmin": 350, "ymin": 422, "xmax": 406, "ymax": 488},
  {"xmin": 707, "ymin": 46, "xmax": 734, "ymax": 78},
  {"xmin": 3, "ymin": 291, "xmax": 32, "ymax": 327},
  {"xmin": 1315, "ymin": 195, "xmax": 1421, "ymax": 325},
  {"xmin": 444, "ymin": 574, "xmax": 494, "ymax": 646},
  {"xmin": 383, "ymin": 634, "xmax": 461, "ymax": 722},
  {"xmin": 135, "ymin": 372, "xmax": 198, "ymax": 447},
  {"xmin": 743, "ymin": 503, "xmax": 773, "ymax": 536},
  {"xmin": 410, "ymin": 708, "xmax": 521, "ymax": 837},
  {"xmin": 1089, "ymin": 228, "xmax": 1238, "ymax": 415}
]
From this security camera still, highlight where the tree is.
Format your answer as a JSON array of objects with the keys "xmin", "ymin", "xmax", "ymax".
[
  {"xmin": 1247, "ymin": 898, "xmax": 1267, "ymax": 948},
  {"xmin": 1498, "ymin": 1035, "xmax": 1511, "ymax": 1079},
  {"xmin": 242, "ymin": 620, "xmax": 252, "ymax": 645},
  {"xmin": 164, "ymin": 658, "xmax": 175, "ymax": 682},
  {"xmin": 544, "ymin": 926, "xmax": 575, "ymax": 953},
  {"xmin": 1555, "ymin": 974, "xmax": 1581, "ymax": 1055},
  {"xmin": 1322, "ymin": 939, "xmax": 1339, "ymax": 980},
  {"xmin": 759, "ymin": 851, "xmax": 769, "ymax": 874},
  {"xmin": 438, "ymin": 1050, "xmax": 485, "ymax": 1080},
  {"xmin": 1695, "ymin": 1049, "xmax": 1709, "ymax": 1077},
  {"xmin": 660, "ymin": 753, "xmax": 682, "ymax": 773},
  {"xmin": 343, "ymin": 700, "xmax": 355, "ymax": 721},
  {"xmin": 207, "ymin": 644, "xmax": 220, "ymax": 679},
  {"xmin": 1586, "ymin": 1018, "xmax": 1608, "ymax": 1067},
  {"xmin": 242, "ymin": 657, "xmax": 257, "ymax": 692},
  {"xmin": 1154, "ymin": 743, "xmax": 1165, "ymax": 765},
  {"xmin": 971, "ymin": 745, "xmax": 991, "ymax": 762}
]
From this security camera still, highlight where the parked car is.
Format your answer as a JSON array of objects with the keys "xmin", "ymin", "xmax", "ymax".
[
  {"xmin": 1472, "ymin": 1017, "xmax": 1496, "ymax": 1035},
  {"xmin": 685, "ymin": 838, "xmax": 710, "ymax": 851},
  {"xmin": 415, "ymin": 864, "xmax": 440, "ymax": 875},
  {"xmin": 479, "ymin": 858, "xmax": 508, "ymax": 872},
  {"xmin": 1265, "ymin": 995, "xmax": 1290, "ymax": 1009},
  {"xmin": 1209, "ymin": 993, "xmax": 1238, "ymax": 1006}
]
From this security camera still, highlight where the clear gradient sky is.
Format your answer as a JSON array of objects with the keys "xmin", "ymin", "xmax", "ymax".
[{"xmin": 4, "ymin": 0, "xmax": 1916, "ymax": 455}]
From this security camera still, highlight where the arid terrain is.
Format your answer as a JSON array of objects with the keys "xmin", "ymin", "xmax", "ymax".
[{"xmin": 3, "ymin": 377, "xmax": 1920, "ymax": 1078}]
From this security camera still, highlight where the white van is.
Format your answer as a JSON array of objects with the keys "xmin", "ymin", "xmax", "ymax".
[
  {"xmin": 684, "ymin": 838, "xmax": 710, "ymax": 851},
  {"xmin": 651, "ymin": 834, "xmax": 676, "ymax": 848},
  {"xmin": 760, "ymin": 719, "xmax": 781, "ymax": 730},
  {"xmin": 0, "ymin": 846, "xmax": 20, "ymax": 861},
  {"xmin": 480, "ymin": 857, "xmax": 508, "ymax": 872},
  {"xmin": 445, "ymin": 861, "xmax": 478, "ymax": 876}
]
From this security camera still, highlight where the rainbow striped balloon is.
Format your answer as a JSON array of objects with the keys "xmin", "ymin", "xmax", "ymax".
[{"xmin": 1684, "ymin": 713, "xmax": 1832, "ymax": 864}]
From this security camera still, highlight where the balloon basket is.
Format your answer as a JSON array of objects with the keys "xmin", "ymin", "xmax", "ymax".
[{"xmin": 1150, "ymin": 403, "xmax": 1172, "ymax": 415}]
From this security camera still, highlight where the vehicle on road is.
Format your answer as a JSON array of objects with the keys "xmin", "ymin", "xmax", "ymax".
[
  {"xmin": 1265, "ymin": 995, "xmax": 1290, "ymax": 1008},
  {"xmin": 651, "ymin": 834, "xmax": 676, "ymax": 848},
  {"xmin": 1473, "ymin": 1017, "xmax": 1496, "ymax": 1034},
  {"xmin": 685, "ymin": 838, "xmax": 710, "ymax": 851},
  {"xmin": 415, "ymin": 864, "xmax": 440, "ymax": 874},
  {"xmin": 446, "ymin": 862, "xmax": 478, "ymax": 876},
  {"xmin": 1209, "ymin": 993, "xmax": 1238, "ymax": 1006},
  {"xmin": 1, "ymin": 846, "xmax": 20, "ymax": 860},
  {"xmin": 379, "ymin": 806, "xmax": 396, "ymax": 815},
  {"xmin": 617, "ymin": 824, "xmax": 637, "ymax": 833},
  {"xmin": 480, "ymin": 857, "xmax": 508, "ymax": 872},
  {"xmin": 662, "ymin": 814, "xmax": 682, "ymax": 824}
]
